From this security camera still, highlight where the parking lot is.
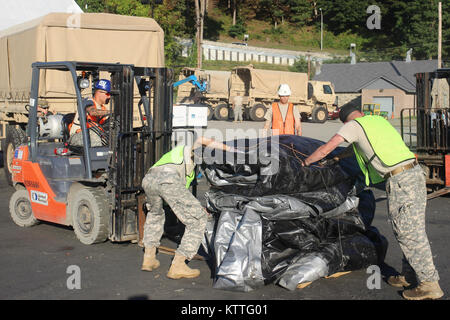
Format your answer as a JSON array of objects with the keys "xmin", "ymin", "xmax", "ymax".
[{"xmin": 0, "ymin": 119, "xmax": 448, "ymax": 304}]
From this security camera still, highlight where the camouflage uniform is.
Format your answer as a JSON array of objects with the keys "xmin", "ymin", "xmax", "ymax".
[
  {"xmin": 386, "ymin": 165, "xmax": 440, "ymax": 283},
  {"xmin": 142, "ymin": 165, "xmax": 207, "ymax": 260}
]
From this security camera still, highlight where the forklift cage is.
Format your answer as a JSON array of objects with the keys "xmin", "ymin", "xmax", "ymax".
[
  {"xmin": 400, "ymin": 68, "xmax": 450, "ymax": 198},
  {"xmin": 28, "ymin": 61, "xmax": 174, "ymax": 242}
]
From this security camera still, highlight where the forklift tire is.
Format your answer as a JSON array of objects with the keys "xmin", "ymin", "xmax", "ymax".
[
  {"xmin": 9, "ymin": 189, "xmax": 39, "ymax": 227},
  {"xmin": 69, "ymin": 186, "xmax": 109, "ymax": 245},
  {"xmin": 3, "ymin": 125, "xmax": 27, "ymax": 186}
]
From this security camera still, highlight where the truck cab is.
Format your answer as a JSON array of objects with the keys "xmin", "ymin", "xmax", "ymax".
[{"xmin": 308, "ymin": 80, "xmax": 336, "ymax": 108}]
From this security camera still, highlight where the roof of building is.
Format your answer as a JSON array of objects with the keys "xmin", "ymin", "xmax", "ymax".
[{"xmin": 313, "ymin": 59, "xmax": 439, "ymax": 93}]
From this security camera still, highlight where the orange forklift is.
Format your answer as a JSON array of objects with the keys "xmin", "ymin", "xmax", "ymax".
[
  {"xmin": 401, "ymin": 68, "xmax": 450, "ymax": 199},
  {"xmin": 9, "ymin": 61, "xmax": 174, "ymax": 244}
]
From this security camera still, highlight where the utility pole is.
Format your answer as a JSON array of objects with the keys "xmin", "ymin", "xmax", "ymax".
[
  {"xmin": 437, "ymin": 2, "xmax": 442, "ymax": 107},
  {"xmin": 307, "ymin": 54, "xmax": 311, "ymax": 80},
  {"xmin": 195, "ymin": 0, "xmax": 206, "ymax": 69},
  {"xmin": 438, "ymin": 2, "xmax": 442, "ymax": 69},
  {"xmin": 319, "ymin": 8, "xmax": 323, "ymax": 51}
]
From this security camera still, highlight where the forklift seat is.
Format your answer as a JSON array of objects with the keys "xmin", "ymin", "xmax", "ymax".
[{"xmin": 62, "ymin": 113, "xmax": 75, "ymax": 143}]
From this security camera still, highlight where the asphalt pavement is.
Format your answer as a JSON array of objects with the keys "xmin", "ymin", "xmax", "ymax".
[{"xmin": 0, "ymin": 119, "xmax": 448, "ymax": 304}]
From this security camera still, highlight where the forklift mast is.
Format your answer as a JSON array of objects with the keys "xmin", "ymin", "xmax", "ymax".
[{"xmin": 401, "ymin": 68, "xmax": 450, "ymax": 199}]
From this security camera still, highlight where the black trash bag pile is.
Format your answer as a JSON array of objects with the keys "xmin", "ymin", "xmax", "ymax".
[{"xmin": 199, "ymin": 135, "xmax": 388, "ymax": 292}]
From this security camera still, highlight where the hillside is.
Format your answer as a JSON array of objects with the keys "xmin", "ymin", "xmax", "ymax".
[
  {"xmin": 77, "ymin": 0, "xmax": 449, "ymax": 69},
  {"xmin": 206, "ymin": 7, "xmax": 354, "ymax": 56}
]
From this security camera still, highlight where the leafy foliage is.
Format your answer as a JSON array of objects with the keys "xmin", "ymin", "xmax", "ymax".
[
  {"xmin": 228, "ymin": 22, "xmax": 246, "ymax": 38},
  {"xmin": 288, "ymin": 56, "xmax": 315, "ymax": 77},
  {"xmin": 75, "ymin": 0, "xmax": 449, "ymax": 65}
]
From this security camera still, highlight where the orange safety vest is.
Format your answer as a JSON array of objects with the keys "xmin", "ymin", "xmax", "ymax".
[
  {"xmin": 69, "ymin": 100, "xmax": 108, "ymax": 133},
  {"xmin": 272, "ymin": 102, "xmax": 295, "ymax": 135}
]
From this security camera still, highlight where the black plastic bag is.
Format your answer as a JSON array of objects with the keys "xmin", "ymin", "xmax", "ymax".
[{"xmin": 200, "ymin": 135, "xmax": 356, "ymax": 197}]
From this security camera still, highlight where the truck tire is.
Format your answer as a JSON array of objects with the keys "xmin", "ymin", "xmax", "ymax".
[
  {"xmin": 3, "ymin": 125, "xmax": 27, "ymax": 186},
  {"xmin": 206, "ymin": 104, "xmax": 214, "ymax": 121},
  {"xmin": 312, "ymin": 105, "xmax": 328, "ymax": 123},
  {"xmin": 10, "ymin": 189, "xmax": 39, "ymax": 227},
  {"xmin": 69, "ymin": 186, "xmax": 109, "ymax": 245},
  {"xmin": 250, "ymin": 104, "xmax": 267, "ymax": 121},
  {"xmin": 214, "ymin": 104, "xmax": 230, "ymax": 121}
]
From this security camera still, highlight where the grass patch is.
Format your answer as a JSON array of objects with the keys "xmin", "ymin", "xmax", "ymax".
[
  {"xmin": 207, "ymin": 10, "xmax": 360, "ymax": 56},
  {"xmin": 202, "ymin": 60, "xmax": 291, "ymax": 72}
]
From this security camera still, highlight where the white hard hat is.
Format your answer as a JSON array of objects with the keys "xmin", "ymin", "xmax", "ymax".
[{"xmin": 278, "ymin": 84, "xmax": 291, "ymax": 96}]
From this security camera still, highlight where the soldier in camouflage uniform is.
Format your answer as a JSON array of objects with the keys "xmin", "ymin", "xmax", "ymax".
[
  {"xmin": 141, "ymin": 137, "xmax": 232, "ymax": 279},
  {"xmin": 386, "ymin": 165, "xmax": 440, "ymax": 292},
  {"xmin": 303, "ymin": 103, "xmax": 444, "ymax": 300}
]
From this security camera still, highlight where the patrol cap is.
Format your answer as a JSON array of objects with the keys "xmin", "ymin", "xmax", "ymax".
[
  {"xmin": 94, "ymin": 79, "xmax": 111, "ymax": 93},
  {"xmin": 339, "ymin": 102, "xmax": 361, "ymax": 123}
]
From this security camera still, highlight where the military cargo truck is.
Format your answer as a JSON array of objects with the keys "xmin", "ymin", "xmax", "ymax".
[
  {"xmin": 175, "ymin": 67, "xmax": 230, "ymax": 120},
  {"xmin": 0, "ymin": 12, "xmax": 165, "ymax": 184},
  {"xmin": 229, "ymin": 65, "xmax": 336, "ymax": 122}
]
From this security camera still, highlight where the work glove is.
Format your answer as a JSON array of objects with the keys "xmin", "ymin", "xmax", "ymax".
[{"xmin": 319, "ymin": 157, "xmax": 339, "ymax": 167}]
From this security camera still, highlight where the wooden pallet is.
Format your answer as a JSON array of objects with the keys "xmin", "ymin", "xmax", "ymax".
[{"xmin": 297, "ymin": 271, "xmax": 352, "ymax": 289}]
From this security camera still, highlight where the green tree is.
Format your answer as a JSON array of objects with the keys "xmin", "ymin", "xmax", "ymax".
[
  {"xmin": 289, "ymin": 56, "xmax": 314, "ymax": 77},
  {"xmin": 257, "ymin": 0, "xmax": 287, "ymax": 28},
  {"xmin": 75, "ymin": 0, "xmax": 106, "ymax": 12},
  {"xmin": 104, "ymin": 0, "xmax": 148, "ymax": 16},
  {"xmin": 388, "ymin": 0, "xmax": 449, "ymax": 60},
  {"xmin": 288, "ymin": 0, "xmax": 313, "ymax": 27},
  {"xmin": 314, "ymin": 0, "xmax": 371, "ymax": 35}
]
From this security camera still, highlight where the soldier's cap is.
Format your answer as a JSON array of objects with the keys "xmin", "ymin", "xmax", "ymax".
[{"xmin": 339, "ymin": 103, "xmax": 361, "ymax": 123}]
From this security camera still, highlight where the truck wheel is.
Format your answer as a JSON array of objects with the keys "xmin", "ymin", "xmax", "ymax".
[
  {"xmin": 69, "ymin": 186, "xmax": 109, "ymax": 245},
  {"xmin": 312, "ymin": 105, "xmax": 328, "ymax": 123},
  {"xmin": 10, "ymin": 189, "xmax": 39, "ymax": 227},
  {"xmin": 3, "ymin": 126, "xmax": 27, "ymax": 186},
  {"xmin": 300, "ymin": 112, "xmax": 309, "ymax": 122},
  {"xmin": 206, "ymin": 105, "xmax": 214, "ymax": 121},
  {"xmin": 214, "ymin": 104, "xmax": 230, "ymax": 121},
  {"xmin": 250, "ymin": 104, "xmax": 267, "ymax": 121}
]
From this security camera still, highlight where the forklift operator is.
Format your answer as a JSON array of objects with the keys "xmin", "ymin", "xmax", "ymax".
[
  {"xmin": 68, "ymin": 79, "xmax": 111, "ymax": 147},
  {"xmin": 141, "ymin": 137, "xmax": 233, "ymax": 280}
]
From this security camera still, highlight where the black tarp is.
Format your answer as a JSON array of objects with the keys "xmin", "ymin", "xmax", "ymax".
[
  {"xmin": 199, "ymin": 135, "xmax": 387, "ymax": 291},
  {"xmin": 200, "ymin": 135, "xmax": 358, "ymax": 197}
]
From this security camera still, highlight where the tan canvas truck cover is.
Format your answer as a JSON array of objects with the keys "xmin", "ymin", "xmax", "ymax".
[
  {"xmin": 230, "ymin": 66, "xmax": 308, "ymax": 104},
  {"xmin": 0, "ymin": 12, "xmax": 164, "ymax": 114},
  {"xmin": 203, "ymin": 70, "xmax": 230, "ymax": 99}
]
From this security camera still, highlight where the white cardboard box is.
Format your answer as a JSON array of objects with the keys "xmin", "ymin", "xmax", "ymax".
[{"xmin": 173, "ymin": 104, "xmax": 208, "ymax": 127}]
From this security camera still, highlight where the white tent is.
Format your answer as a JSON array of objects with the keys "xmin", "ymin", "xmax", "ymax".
[{"xmin": 0, "ymin": 0, "xmax": 83, "ymax": 31}]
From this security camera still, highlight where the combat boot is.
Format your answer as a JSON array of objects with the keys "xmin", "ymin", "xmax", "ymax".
[
  {"xmin": 388, "ymin": 271, "xmax": 417, "ymax": 287},
  {"xmin": 402, "ymin": 281, "xmax": 444, "ymax": 300},
  {"xmin": 141, "ymin": 246, "xmax": 160, "ymax": 272},
  {"xmin": 167, "ymin": 253, "xmax": 200, "ymax": 279},
  {"xmin": 387, "ymin": 275, "xmax": 411, "ymax": 288}
]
